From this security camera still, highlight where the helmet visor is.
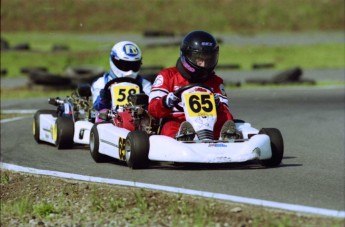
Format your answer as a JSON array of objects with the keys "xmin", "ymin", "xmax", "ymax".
[
  {"xmin": 186, "ymin": 51, "xmax": 218, "ymax": 69},
  {"xmin": 112, "ymin": 57, "xmax": 141, "ymax": 72}
]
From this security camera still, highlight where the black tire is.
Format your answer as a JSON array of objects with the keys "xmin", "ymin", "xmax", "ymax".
[
  {"xmin": 89, "ymin": 124, "xmax": 108, "ymax": 162},
  {"xmin": 55, "ymin": 117, "xmax": 74, "ymax": 149},
  {"xmin": 12, "ymin": 43, "xmax": 30, "ymax": 51},
  {"xmin": 1, "ymin": 68, "xmax": 7, "ymax": 76},
  {"xmin": 252, "ymin": 63, "xmax": 275, "ymax": 69},
  {"xmin": 28, "ymin": 71, "xmax": 71, "ymax": 86},
  {"xmin": 77, "ymin": 83, "xmax": 92, "ymax": 97},
  {"xmin": 259, "ymin": 128, "xmax": 284, "ymax": 167},
  {"xmin": 21, "ymin": 67, "xmax": 48, "ymax": 74},
  {"xmin": 1, "ymin": 38, "xmax": 10, "ymax": 50},
  {"xmin": 33, "ymin": 110, "xmax": 57, "ymax": 143},
  {"xmin": 52, "ymin": 44, "xmax": 69, "ymax": 52},
  {"xmin": 125, "ymin": 131, "xmax": 150, "ymax": 169},
  {"xmin": 64, "ymin": 66, "xmax": 105, "ymax": 87},
  {"xmin": 143, "ymin": 30, "xmax": 174, "ymax": 37},
  {"xmin": 271, "ymin": 67, "xmax": 302, "ymax": 84},
  {"xmin": 216, "ymin": 64, "xmax": 241, "ymax": 70}
]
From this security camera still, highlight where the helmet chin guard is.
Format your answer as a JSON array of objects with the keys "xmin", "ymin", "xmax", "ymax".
[
  {"xmin": 177, "ymin": 58, "xmax": 214, "ymax": 83},
  {"xmin": 110, "ymin": 62, "xmax": 139, "ymax": 79}
]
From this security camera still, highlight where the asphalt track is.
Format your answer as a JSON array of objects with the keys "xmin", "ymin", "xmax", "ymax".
[{"xmin": 1, "ymin": 83, "xmax": 344, "ymax": 215}]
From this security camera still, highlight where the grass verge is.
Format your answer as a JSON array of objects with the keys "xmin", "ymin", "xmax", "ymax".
[{"xmin": 1, "ymin": 170, "xmax": 343, "ymax": 226}]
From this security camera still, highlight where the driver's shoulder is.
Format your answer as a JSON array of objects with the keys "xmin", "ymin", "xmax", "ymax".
[
  {"xmin": 92, "ymin": 74, "xmax": 107, "ymax": 87},
  {"xmin": 159, "ymin": 66, "xmax": 179, "ymax": 78},
  {"xmin": 209, "ymin": 74, "xmax": 224, "ymax": 84}
]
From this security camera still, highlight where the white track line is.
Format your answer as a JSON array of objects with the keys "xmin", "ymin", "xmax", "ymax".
[
  {"xmin": 1, "ymin": 163, "xmax": 344, "ymax": 218},
  {"xmin": 0, "ymin": 109, "xmax": 35, "ymax": 123},
  {"xmin": 1, "ymin": 110, "xmax": 344, "ymax": 218},
  {"xmin": 0, "ymin": 116, "xmax": 31, "ymax": 123},
  {"xmin": 1, "ymin": 109, "xmax": 37, "ymax": 114}
]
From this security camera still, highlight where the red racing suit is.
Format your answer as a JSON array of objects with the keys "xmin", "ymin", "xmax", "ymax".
[{"xmin": 148, "ymin": 66, "xmax": 234, "ymax": 139}]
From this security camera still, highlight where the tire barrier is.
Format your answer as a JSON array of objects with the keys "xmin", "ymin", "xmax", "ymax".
[
  {"xmin": 52, "ymin": 45, "xmax": 70, "ymax": 52},
  {"xmin": 64, "ymin": 66, "xmax": 105, "ymax": 88},
  {"xmin": 145, "ymin": 40, "xmax": 181, "ymax": 48},
  {"xmin": 252, "ymin": 63, "xmax": 275, "ymax": 69},
  {"xmin": 1, "ymin": 37, "xmax": 10, "ymax": 51},
  {"xmin": 1, "ymin": 68, "xmax": 7, "ymax": 77},
  {"xmin": 27, "ymin": 70, "xmax": 71, "ymax": 86},
  {"xmin": 140, "ymin": 65, "xmax": 164, "ymax": 84},
  {"xmin": 12, "ymin": 43, "xmax": 30, "ymax": 51},
  {"xmin": 143, "ymin": 30, "xmax": 175, "ymax": 37},
  {"xmin": 20, "ymin": 67, "xmax": 48, "ymax": 74},
  {"xmin": 217, "ymin": 64, "xmax": 241, "ymax": 70},
  {"xmin": 20, "ymin": 66, "xmax": 71, "ymax": 88},
  {"xmin": 246, "ymin": 67, "xmax": 316, "ymax": 85}
]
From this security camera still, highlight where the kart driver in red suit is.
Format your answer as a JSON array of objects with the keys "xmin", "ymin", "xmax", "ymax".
[{"xmin": 148, "ymin": 30, "xmax": 237, "ymax": 141}]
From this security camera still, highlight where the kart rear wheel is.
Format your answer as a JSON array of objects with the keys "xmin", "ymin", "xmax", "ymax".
[
  {"xmin": 89, "ymin": 124, "xmax": 107, "ymax": 162},
  {"xmin": 259, "ymin": 128, "xmax": 284, "ymax": 167},
  {"xmin": 55, "ymin": 117, "xmax": 74, "ymax": 149},
  {"xmin": 125, "ymin": 130, "xmax": 150, "ymax": 169},
  {"xmin": 33, "ymin": 110, "xmax": 57, "ymax": 143}
]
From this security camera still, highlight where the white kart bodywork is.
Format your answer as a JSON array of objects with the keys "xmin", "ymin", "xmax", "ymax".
[
  {"xmin": 91, "ymin": 83, "xmax": 282, "ymax": 168},
  {"xmin": 38, "ymin": 113, "xmax": 93, "ymax": 145},
  {"xmin": 149, "ymin": 122, "xmax": 272, "ymax": 163},
  {"xmin": 95, "ymin": 121, "xmax": 273, "ymax": 164},
  {"xmin": 96, "ymin": 123, "xmax": 130, "ymax": 159}
]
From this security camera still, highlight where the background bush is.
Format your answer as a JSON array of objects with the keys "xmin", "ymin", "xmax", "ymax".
[{"xmin": 1, "ymin": 0, "xmax": 343, "ymax": 33}]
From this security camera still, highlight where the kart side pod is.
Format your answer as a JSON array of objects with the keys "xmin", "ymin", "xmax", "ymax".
[{"xmin": 73, "ymin": 121, "xmax": 94, "ymax": 144}]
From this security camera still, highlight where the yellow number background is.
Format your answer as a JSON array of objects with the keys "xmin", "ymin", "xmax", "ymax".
[
  {"xmin": 112, "ymin": 85, "xmax": 139, "ymax": 106},
  {"xmin": 184, "ymin": 93, "xmax": 217, "ymax": 117}
]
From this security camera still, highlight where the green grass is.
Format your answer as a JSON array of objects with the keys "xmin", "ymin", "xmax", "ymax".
[
  {"xmin": 1, "ymin": 170, "xmax": 344, "ymax": 226},
  {"xmin": 1, "ymin": 32, "xmax": 344, "ymax": 78},
  {"xmin": 219, "ymin": 43, "xmax": 345, "ymax": 70},
  {"xmin": 1, "ymin": 87, "xmax": 73, "ymax": 99},
  {"xmin": 33, "ymin": 201, "xmax": 56, "ymax": 217},
  {"xmin": 2, "ymin": 196, "xmax": 34, "ymax": 217},
  {"xmin": 228, "ymin": 81, "xmax": 345, "ymax": 90}
]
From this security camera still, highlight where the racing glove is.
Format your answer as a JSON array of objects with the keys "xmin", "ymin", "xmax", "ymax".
[
  {"xmin": 214, "ymin": 94, "xmax": 220, "ymax": 108},
  {"xmin": 100, "ymin": 88, "xmax": 110, "ymax": 102},
  {"xmin": 164, "ymin": 92, "xmax": 179, "ymax": 108}
]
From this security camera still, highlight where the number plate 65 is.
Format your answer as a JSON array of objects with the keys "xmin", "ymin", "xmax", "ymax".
[{"xmin": 183, "ymin": 93, "xmax": 216, "ymax": 117}]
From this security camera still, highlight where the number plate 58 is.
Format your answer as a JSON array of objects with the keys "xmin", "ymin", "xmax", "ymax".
[{"xmin": 112, "ymin": 85, "xmax": 139, "ymax": 106}]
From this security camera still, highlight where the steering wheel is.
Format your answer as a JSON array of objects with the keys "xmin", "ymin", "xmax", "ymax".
[
  {"xmin": 103, "ymin": 77, "xmax": 143, "ymax": 100},
  {"xmin": 173, "ymin": 83, "xmax": 213, "ymax": 99},
  {"xmin": 172, "ymin": 83, "xmax": 214, "ymax": 111}
]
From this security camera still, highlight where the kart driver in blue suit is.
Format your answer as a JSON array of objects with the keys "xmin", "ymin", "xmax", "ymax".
[{"xmin": 91, "ymin": 41, "xmax": 151, "ymax": 111}]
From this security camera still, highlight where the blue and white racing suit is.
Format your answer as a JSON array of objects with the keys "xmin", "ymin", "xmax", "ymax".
[{"xmin": 91, "ymin": 71, "xmax": 152, "ymax": 111}]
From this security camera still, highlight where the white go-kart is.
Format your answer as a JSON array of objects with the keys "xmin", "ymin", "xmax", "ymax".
[
  {"xmin": 90, "ymin": 82, "xmax": 284, "ymax": 169},
  {"xmin": 33, "ymin": 84, "xmax": 95, "ymax": 149}
]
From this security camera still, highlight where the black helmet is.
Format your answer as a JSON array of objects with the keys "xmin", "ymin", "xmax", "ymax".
[{"xmin": 178, "ymin": 30, "xmax": 219, "ymax": 82}]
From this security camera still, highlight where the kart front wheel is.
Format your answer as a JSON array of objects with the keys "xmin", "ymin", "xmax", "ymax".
[
  {"xmin": 259, "ymin": 128, "xmax": 284, "ymax": 167},
  {"xmin": 125, "ymin": 130, "xmax": 150, "ymax": 169},
  {"xmin": 54, "ymin": 117, "xmax": 74, "ymax": 149},
  {"xmin": 89, "ymin": 124, "xmax": 107, "ymax": 162},
  {"xmin": 33, "ymin": 110, "xmax": 57, "ymax": 143}
]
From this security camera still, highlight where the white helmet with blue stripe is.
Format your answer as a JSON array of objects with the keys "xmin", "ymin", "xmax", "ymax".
[{"xmin": 110, "ymin": 41, "xmax": 142, "ymax": 79}]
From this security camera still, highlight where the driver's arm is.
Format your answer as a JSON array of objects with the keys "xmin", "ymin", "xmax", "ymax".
[
  {"xmin": 148, "ymin": 73, "xmax": 174, "ymax": 118},
  {"xmin": 213, "ymin": 83, "xmax": 234, "ymax": 120},
  {"xmin": 91, "ymin": 76, "xmax": 111, "ymax": 111}
]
